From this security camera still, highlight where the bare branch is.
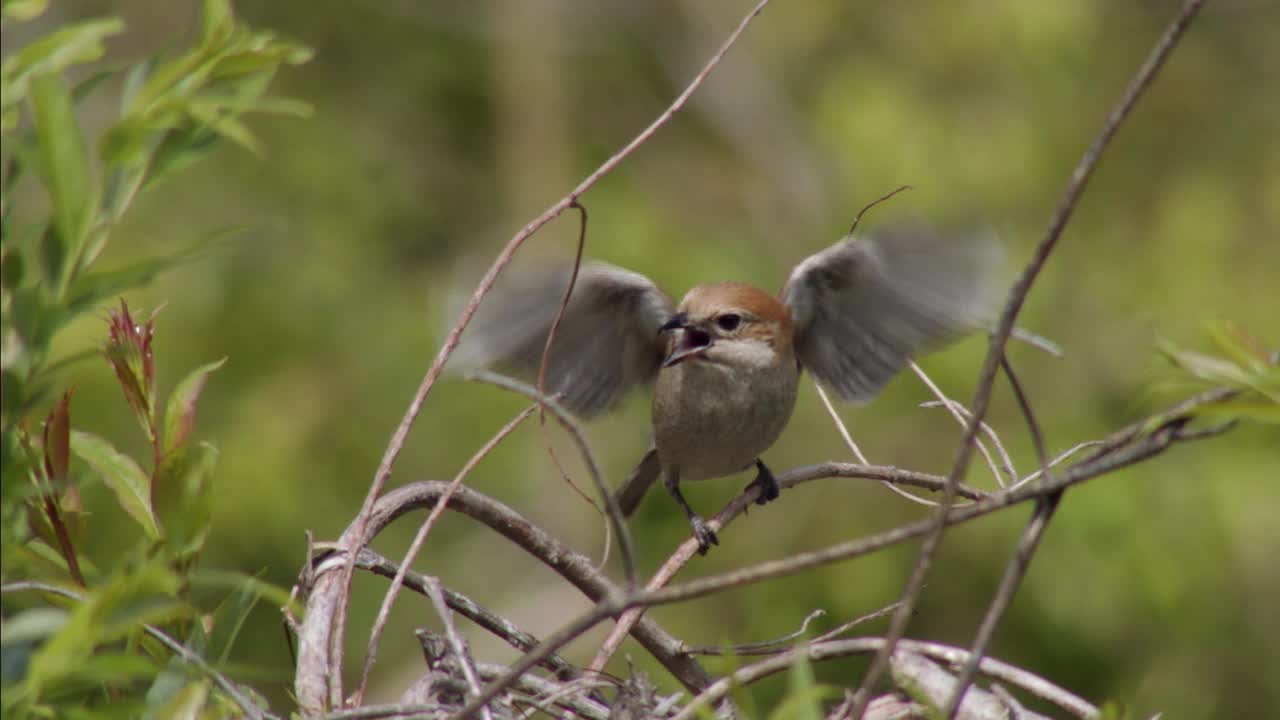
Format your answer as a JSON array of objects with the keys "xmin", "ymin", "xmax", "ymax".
[
  {"xmin": 941, "ymin": 356, "xmax": 1057, "ymax": 718},
  {"xmin": 668, "ymin": 637, "xmax": 1095, "ymax": 720},
  {"xmin": 470, "ymin": 371, "xmax": 638, "ymax": 587},
  {"xmin": 320, "ymin": 0, "xmax": 776, "ymax": 707},
  {"xmin": 455, "ymin": 387, "xmax": 1227, "ymax": 717},
  {"xmin": 682, "ymin": 608, "xmax": 827, "ymax": 656},
  {"xmin": 423, "ymin": 578, "xmax": 493, "ymax": 720},
  {"xmin": 356, "ymin": 404, "xmax": 538, "ymax": 701},
  {"xmin": 297, "ymin": 480, "xmax": 716, "ymax": 706},
  {"xmin": 344, "ymin": 547, "xmax": 578, "ymax": 680},
  {"xmin": 586, "ymin": 461, "xmax": 986, "ymax": 676},
  {"xmin": 847, "ymin": 1, "xmax": 1210, "ymax": 713}
]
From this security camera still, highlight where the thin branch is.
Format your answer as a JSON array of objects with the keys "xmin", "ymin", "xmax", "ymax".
[
  {"xmin": 668, "ymin": 637, "xmax": 1097, "ymax": 720},
  {"xmin": 1009, "ymin": 440, "xmax": 1104, "ymax": 490},
  {"xmin": 355, "ymin": 404, "xmax": 538, "ymax": 702},
  {"xmin": 470, "ymin": 371, "xmax": 637, "ymax": 587},
  {"xmin": 682, "ymin": 608, "xmax": 826, "ymax": 656},
  {"xmin": 455, "ymin": 387, "xmax": 1233, "ymax": 718},
  {"xmin": 846, "ymin": 1, "xmax": 1210, "ymax": 714},
  {"xmin": 585, "ymin": 461, "xmax": 985, "ymax": 676},
  {"xmin": 300, "ymin": 479, "xmax": 717, "ymax": 702},
  {"xmin": 318, "ymin": 0, "xmax": 774, "ymax": 708},
  {"xmin": 913, "ymin": 362, "xmax": 1017, "ymax": 488},
  {"xmin": 847, "ymin": 185, "xmax": 913, "ymax": 235},
  {"xmin": 344, "ymin": 547, "xmax": 578, "ymax": 680},
  {"xmin": 941, "ymin": 355, "xmax": 1058, "ymax": 718},
  {"xmin": 423, "ymin": 578, "xmax": 493, "ymax": 720},
  {"xmin": 811, "ymin": 602, "xmax": 905, "ymax": 645},
  {"xmin": 943, "ymin": 500, "xmax": 1057, "ymax": 719},
  {"xmin": 1, "ymin": 581, "xmax": 270, "ymax": 720},
  {"xmin": 534, "ymin": 201, "xmax": 613, "ymax": 568}
]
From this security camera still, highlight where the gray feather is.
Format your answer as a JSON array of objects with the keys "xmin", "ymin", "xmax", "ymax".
[
  {"xmin": 782, "ymin": 223, "xmax": 1003, "ymax": 402},
  {"xmin": 451, "ymin": 262, "xmax": 675, "ymax": 417}
]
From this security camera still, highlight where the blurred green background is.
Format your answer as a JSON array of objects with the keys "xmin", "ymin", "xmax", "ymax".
[{"xmin": 12, "ymin": 0, "xmax": 1279, "ymax": 716}]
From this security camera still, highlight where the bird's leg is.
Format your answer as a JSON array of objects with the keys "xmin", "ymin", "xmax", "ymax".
[
  {"xmin": 663, "ymin": 468, "xmax": 718, "ymax": 554},
  {"xmin": 745, "ymin": 458, "xmax": 780, "ymax": 505}
]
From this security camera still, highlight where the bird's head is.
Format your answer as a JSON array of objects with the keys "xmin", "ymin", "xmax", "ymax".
[{"xmin": 659, "ymin": 282, "xmax": 793, "ymax": 370}]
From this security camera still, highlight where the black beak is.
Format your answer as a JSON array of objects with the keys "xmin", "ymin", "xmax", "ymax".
[
  {"xmin": 660, "ymin": 316, "xmax": 712, "ymax": 368},
  {"xmin": 658, "ymin": 312, "xmax": 688, "ymax": 334}
]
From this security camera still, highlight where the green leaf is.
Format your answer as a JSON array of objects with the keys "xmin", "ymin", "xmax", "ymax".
[
  {"xmin": 74, "ymin": 651, "xmax": 159, "ymax": 686},
  {"xmin": 766, "ymin": 651, "xmax": 831, "ymax": 720},
  {"xmin": 153, "ymin": 680, "xmax": 210, "ymax": 720},
  {"xmin": 190, "ymin": 569, "xmax": 298, "ymax": 615},
  {"xmin": 206, "ymin": 578, "xmax": 262, "ymax": 666},
  {"xmin": 185, "ymin": 101, "xmax": 261, "ymax": 154},
  {"xmin": 155, "ymin": 442, "xmax": 217, "ymax": 561},
  {"xmin": 66, "ymin": 244, "xmax": 208, "ymax": 319},
  {"xmin": 29, "ymin": 72, "xmax": 99, "ymax": 295},
  {"xmin": 23, "ymin": 564, "xmax": 182, "ymax": 699},
  {"xmin": 0, "ymin": 607, "xmax": 70, "ymax": 647},
  {"xmin": 1, "ymin": 18, "xmax": 125, "ymax": 113},
  {"xmin": 2, "ymin": 0, "xmax": 50, "ymax": 22},
  {"xmin": 69, "ymin": 430, "xmax": 159, "ymax": 540},
  {"xmin": 198, "ymin": 0, "xmax": 236, "ymax": 49},
  {"xmin": 1189, "ymin": 397, "xmax": 1280, "ymax": 424},
  {"xmin": 163, "ymin": 358, "xmax": 226, "ymax": 458}
]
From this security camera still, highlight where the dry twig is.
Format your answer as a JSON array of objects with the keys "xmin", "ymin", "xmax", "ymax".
[
  {"xmin": 845, "ymin": 1, "xmax": 1211, "ymax": 713},
  {"xmin": 315, "ymin": 0, "xmax": 774, "ymax": 709}
]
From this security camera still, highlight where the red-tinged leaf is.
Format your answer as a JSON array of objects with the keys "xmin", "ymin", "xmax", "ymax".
[
  {"xmin": 70, "ymin": 429, "xmax": 160, "ymax": 540},
  {"xmin": 105, "ymin": 299, "xmax": 156, "ymax": 433},
  {"xmin": 43, "ymin": 388, "xmax": 74, "ymax": 481},
  {"xmin": 162, "ymin": 357, "xmax": 226, "ymax": 458}
]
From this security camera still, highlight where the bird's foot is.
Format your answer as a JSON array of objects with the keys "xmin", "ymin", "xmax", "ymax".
[
  {"xmin": 689, "ymin": 516, "xmax": 719, "ymax": 555},
  {"xmin": 745, "ymin": 459, "xmax": 780, "ymax": 505}
]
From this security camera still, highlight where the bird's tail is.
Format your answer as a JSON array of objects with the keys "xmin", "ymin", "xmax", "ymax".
[{"xmin": 615, "ymin": 444, "xmax": 660, "ymax": 518}]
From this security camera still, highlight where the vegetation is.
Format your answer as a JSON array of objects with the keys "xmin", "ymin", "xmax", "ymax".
[{"xmin": 2, "ymin": 1, "xmax": 1276, "ymax": 719}]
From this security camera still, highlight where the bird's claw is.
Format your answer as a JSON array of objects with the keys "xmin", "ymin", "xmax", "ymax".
[
  {"xmin": 690, "ymin": 516, "xmax": 719, "ymax": 555},
  {"xmin": 746, "ymin": 460, "xmax": 780, "ymax": 505}
]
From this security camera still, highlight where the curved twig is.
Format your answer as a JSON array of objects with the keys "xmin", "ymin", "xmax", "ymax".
[
  {"xmin": 321, "ymin": 0, "xmax": 776, "ymax": 708},
  {"xmin": 668, "ymin": 637, "xmax": 1097, "ymax": 720},
  {"xmin": 847, "ymin": 1, "xmax": 1211, "ymax": 714},
  {"xmin": 470, "ymin": 371, "xmax": 637, "ymax": 587},
  {"xmin": 299, "ymin": 480, "xmax": 716, "ymax": 701},
  {"xmin": 337, "ymin": 547, "xmax": 577, "ymax": 680},
  {"xmin": 454, "ymin": 388, "xmax": 1234, "ymax": 718},
  {"xmin": 356, "ymin": 404, "xmax": 538, "ymax": 701},
  {"xmin": 586, "ymin": 461, "xmax": 986, "ymax": 675}
]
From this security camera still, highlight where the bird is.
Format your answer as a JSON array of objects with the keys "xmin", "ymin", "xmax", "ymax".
[{"xmin": 452, "ymin": 222, "xmax": 1002, "ymax": 554}]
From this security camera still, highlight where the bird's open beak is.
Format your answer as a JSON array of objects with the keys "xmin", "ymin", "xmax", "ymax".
[{"xmin": 659, "ymin": 314, "xmax": 711, "ymax": 367}]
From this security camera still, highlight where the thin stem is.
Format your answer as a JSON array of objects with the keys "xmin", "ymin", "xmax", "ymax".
[
  {"xmin": 470, "ymin": 372, "xmax": 637, "ymax": 587},
  {"xmin": 354, "ymin": 404, "xmax": 537, "ymax": 702},
  {"xmin": 319, "ymin": 0, "xmax": 775, "ymax": 707},
  {"xmin": 845, "ymin": 1, "xmax": 1210, "ymax": 714},
  {"xmin": 941, "ymin": 355, "xmax": 1058, "ymax": 718}
]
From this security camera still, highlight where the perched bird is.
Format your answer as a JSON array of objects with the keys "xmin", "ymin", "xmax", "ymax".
[{"xmin": 453, "ymin": 223, "xmax": 1001, "ymax": 553}]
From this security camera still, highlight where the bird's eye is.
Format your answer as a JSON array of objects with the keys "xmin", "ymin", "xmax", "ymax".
[{"xmin": 716, "ymin": 314, "xmax": 742, "ymax": 332}]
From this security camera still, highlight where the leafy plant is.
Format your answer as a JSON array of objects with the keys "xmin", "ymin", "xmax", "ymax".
[{"xmin": 1, "ymin": 1, "xmax": 309, "ymax": 717}]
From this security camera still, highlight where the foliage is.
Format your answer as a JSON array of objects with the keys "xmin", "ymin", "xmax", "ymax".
[
  {"xmin": 1, "ymin": 1, "xmax": 1276, "ymax": 719},
  {"xmin": 1158, "ymin": 323, "xmax": 1280, "ymax": 423},
  {"xmin": 1, "ymin": 1, "xmax": 309, "ymax": 717}
]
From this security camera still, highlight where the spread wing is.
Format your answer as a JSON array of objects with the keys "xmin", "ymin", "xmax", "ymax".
[
  {"xmin": 782, "ymin": 223, "xmax": 1002, "ymax": 402},
  {"xmin": 451, "ymin": 262, "xmax": 675, "ymax": 417}
]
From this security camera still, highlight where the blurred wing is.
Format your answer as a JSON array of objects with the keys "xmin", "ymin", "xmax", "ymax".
[
  {"xmin": 782, "ymin": 223, "xmax": 1003, "ymax": 402},
  {"xmin": 451, "ymin": 262, "xmax": 675, "ymax": 417}
]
